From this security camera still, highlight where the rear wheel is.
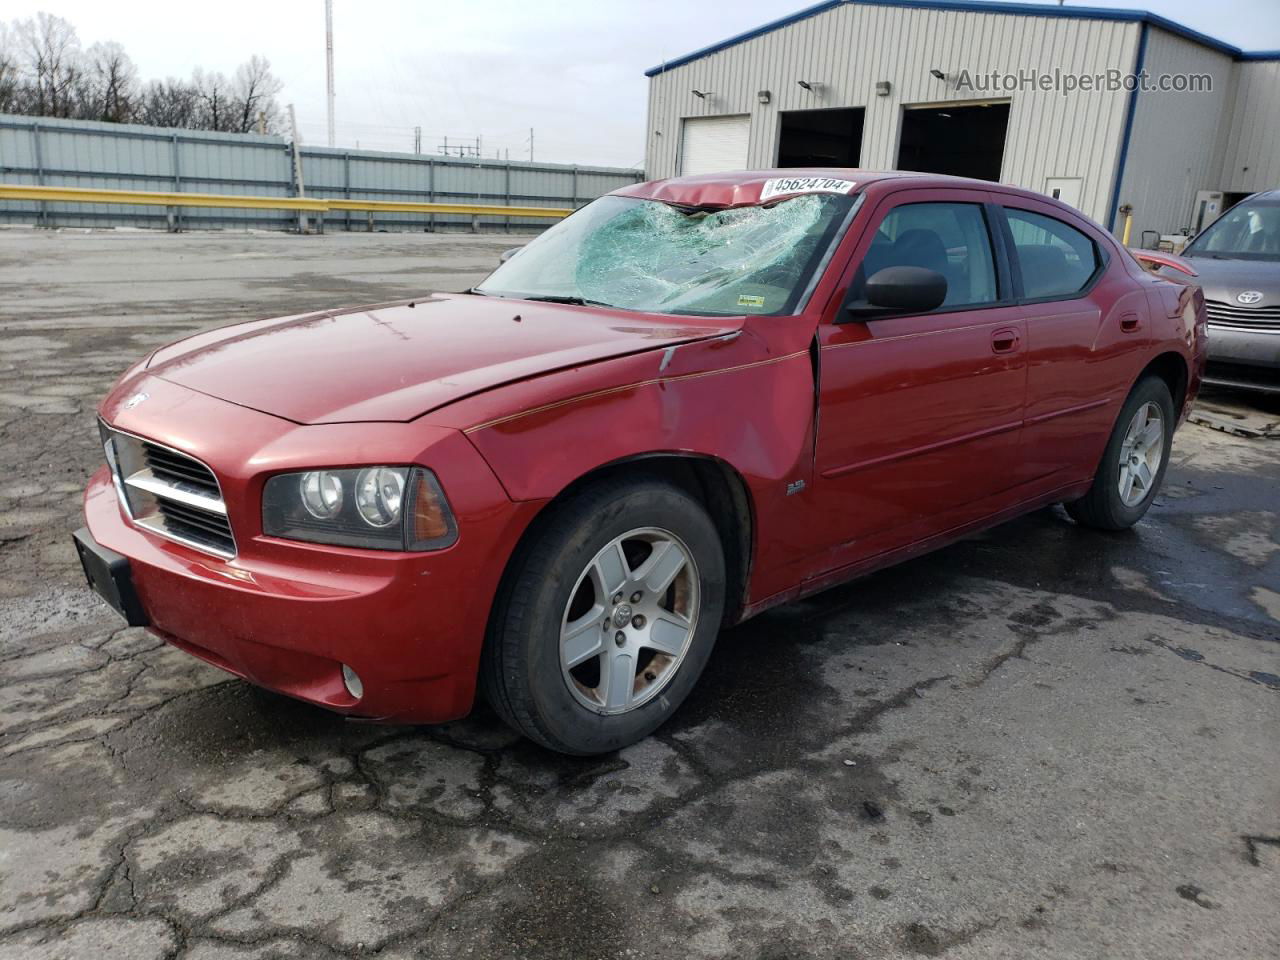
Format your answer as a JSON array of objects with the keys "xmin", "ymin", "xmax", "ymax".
[
  {"xmin": 481, "ymin": 478, "xmax": 725, "ymax": 755},
  {"xmin": 1066, "ymin": 376, "xmax": 1174, "ymax": 530}
]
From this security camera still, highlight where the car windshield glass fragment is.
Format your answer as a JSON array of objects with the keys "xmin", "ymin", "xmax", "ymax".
[
  {"xmin": 475, "ymin": 193, "xmax": 854, "ymax": 316},
  {"xmin": 1184, "ymin": 200, "xmax": 1280, "ymax": 261}
]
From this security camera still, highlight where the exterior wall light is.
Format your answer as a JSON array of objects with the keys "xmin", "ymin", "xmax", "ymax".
[
  {"xmin": 929, "ymin": 69, "xmax": 947, "ymax": 81},
  {"xmin": 876, "ymin": 81, "xmax": 892, "ymax": 96},
  {"xmin": 691, "ymin": 89, "xmax": 711, "ymax": 99},
  {"xmin": 757, "ymin": 89, "xmax": 772, "ymax": 104}
]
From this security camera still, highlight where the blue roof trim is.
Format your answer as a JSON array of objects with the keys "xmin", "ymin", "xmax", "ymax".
[
  {"xmin": 1107, "ymin": 20, "xmax": 1149, "ymax": 233},
  {"xmin": 644, "ymin": 0, "xmax": 842, "ymax": 77},
  {"xmin": 643, "ymin": 0, "xmax": 1278, "ymax": 77}
]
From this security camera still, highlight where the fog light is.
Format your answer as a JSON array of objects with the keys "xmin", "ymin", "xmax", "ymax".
[{"xmin": 341, "ymin": 664, "xmax": 364, "ymax": 700}]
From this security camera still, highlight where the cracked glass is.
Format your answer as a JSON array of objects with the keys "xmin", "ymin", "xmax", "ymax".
[{"xmin": 476, "ymin": 193, "xmax": 857, "ymax": 316}]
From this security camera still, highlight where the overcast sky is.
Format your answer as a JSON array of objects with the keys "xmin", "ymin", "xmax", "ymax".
[{"xmin": 6, "ymin": 0, "xmax": 1279, "ymax": 167}]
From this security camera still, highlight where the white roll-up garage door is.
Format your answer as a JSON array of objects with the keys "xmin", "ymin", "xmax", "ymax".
[{"xmin": 679, "ymin": 115, "xmax": 750, "ymax": 176}]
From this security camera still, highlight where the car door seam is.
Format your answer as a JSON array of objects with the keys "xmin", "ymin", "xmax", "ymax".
[{"xmin": 808, "ymin": 332, "xmax": 822, "ymax": 476}]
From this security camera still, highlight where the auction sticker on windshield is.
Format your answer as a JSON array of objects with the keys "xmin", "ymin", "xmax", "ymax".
[{"xmin": 759, "ymin": 177, "xmax": 857, "ymax": 201}]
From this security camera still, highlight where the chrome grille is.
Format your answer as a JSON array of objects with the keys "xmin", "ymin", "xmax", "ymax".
[
  {"xmin": 143, "ymin": 441, "xmax": 220, "ymax": 492},
  {"xmin": 1205, "ymin": 299, "xmax": 1280, "ymax": 331},
  {"xmin": 101, "ymin": 424, "xmax": 236, "ymax": 559}
]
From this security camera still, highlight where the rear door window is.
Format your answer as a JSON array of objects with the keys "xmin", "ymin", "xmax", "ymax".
[{"xmin": 1004, "ymin": 208, "xmax": 1101, "ymax": 300}]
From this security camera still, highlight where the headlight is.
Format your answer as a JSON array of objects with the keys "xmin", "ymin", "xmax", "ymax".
[
  {"xmin": 300, "ymin": 471, "xmax": 344, "ymax": 519},
  {"xmin": 354, "ymin": 467, "xmax": 404, "ymax": 527},
  {"xmin": 262, "ymin": 466, "xmax": 457, "ymax": 551}
]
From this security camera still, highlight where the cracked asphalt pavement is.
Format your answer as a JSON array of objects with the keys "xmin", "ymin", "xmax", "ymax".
[{"xmin": 1, "ymin": 229, "xmax": 1277, "ymax": 959}]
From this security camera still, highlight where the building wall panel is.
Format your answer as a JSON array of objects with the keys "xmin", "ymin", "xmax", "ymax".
[
  {"xmin": 646, "ymin": 2, "xmax": 1143, "ymax": 226},
  {"xmin": 1115, "ymin": 26, "xmax": 1236, "ymax": 245},
  {"xmin": 1217, "ymin": 60, "xmax": 1280, "ymax": 193}
]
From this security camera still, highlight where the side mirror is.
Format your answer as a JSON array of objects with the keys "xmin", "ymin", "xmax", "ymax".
[
  {"xmin": 498, "ymin": 247, "xmax": 522, "ymax": 265},
  {"xmin": 843, "ymin": 266, "xmax": 948, "ymax": 320}
]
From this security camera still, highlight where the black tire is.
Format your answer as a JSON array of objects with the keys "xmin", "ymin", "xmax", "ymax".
[
  {"xmin": 1066, "ymin": 376, "xmax": 1175, "ymax": 531},
  {"xmin": 480, "ymin": 477, "xmax": 726, "ymax": 755}
]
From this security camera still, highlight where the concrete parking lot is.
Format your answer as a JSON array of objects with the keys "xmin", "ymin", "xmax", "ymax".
[{"xmin": 1, "ymin": 228, "xmax": 1277, "ymax": 960}]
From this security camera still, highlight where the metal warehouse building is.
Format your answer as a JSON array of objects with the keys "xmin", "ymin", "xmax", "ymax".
[{"xmin": 644, "ymin": 0, "xmax": 1280, "ymax": 244}]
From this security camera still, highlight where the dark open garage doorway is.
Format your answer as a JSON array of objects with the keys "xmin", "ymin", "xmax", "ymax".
[
  {"xmin": 777, "ymin": 107, "xmax": 864, "ymax": 167},
  {"xmin": 897, "ymin": 102, "xmax": 1010, "ymax": 182}
]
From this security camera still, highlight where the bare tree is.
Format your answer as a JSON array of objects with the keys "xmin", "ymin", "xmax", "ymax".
[
  {"xmin": 0, "ymin": 22, "xmax": 24, "ymax": 114},
  {"xmin": 192, "ymin": 67, "xmax": 235, "ymax": 131},
  {"xmin": 135, "ymin": 77, "xmax": 199, "ymax": 128},
  {"xmin": 231, "ymin": 55, "xmax": 282, "ymax": 133},
  {"xmin": 15, "ymin": 12, "xmax": 82, "ymax": 117},
  {"xmin": 79, "ymin": 41, "xmax": 137, "ymax": 122},
  {"xmin": 0, "ymin": 12, "xmax": 283, "ymax": 134}
]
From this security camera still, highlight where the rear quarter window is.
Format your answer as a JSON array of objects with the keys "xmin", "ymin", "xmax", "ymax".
[{"xmin": 1006, "ymin": 208, "xmax": 1102, "ymax": 300}]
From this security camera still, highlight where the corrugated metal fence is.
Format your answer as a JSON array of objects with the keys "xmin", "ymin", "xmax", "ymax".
[{"xmin": 0, "ymin": 114, "xmax": 643, "ymax": 232}]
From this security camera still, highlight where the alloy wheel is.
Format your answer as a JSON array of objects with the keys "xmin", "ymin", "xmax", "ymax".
[
  {"xmin": 1117, "ymin": 401, "xmax": 1165, "ymax": 507},
  {"xmin": 559, "ymin": 527, "xmax": 700, "ymax": 715}
]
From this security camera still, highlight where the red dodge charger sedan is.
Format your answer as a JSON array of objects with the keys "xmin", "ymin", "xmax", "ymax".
[{"xmin": 76, "ymin": 170, "xmax": 1207, "ymax": 755}]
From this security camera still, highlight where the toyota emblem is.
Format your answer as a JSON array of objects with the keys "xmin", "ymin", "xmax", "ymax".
[{"xmin": 1236, "ymin": 290, "xmax": 1264, "ymax": 305}]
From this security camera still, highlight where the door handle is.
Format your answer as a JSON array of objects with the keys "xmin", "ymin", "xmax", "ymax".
[
  {"xmin": 991, "ymin": 328, "xmax": 1020, "ymax": 354},
  {"xmin": 1120, "ymin": 312, "xmax": 1141, "ymax": 332}
]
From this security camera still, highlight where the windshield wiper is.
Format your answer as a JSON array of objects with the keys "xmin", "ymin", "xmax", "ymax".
[{"xmin": 520, "ymin": 294, "xmax": 614, "ymax": 307}]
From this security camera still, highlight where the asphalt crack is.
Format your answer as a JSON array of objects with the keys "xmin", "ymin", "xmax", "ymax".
[{"xmin": 1242, "ymin": 834, "xmax": 1280, "ymax": 868}]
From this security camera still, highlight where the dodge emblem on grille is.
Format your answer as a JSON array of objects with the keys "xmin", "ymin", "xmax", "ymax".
[
  {"xmin": 124, "ymin": 392, "xmax": 149, "ymax": 409},
  {"xmin": 1236, "ymin": 290, "xmax": 1263, "ymax": 305}
]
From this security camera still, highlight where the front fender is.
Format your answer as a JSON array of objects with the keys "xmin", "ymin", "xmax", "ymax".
[{"xmin": 433, "ymin": 331, "xmax": 819, "ymax": 603}]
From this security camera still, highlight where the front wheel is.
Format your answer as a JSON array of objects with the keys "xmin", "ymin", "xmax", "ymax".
[
  {"xmin": 481, "ymin": 478, "xmax": 725, "ymax": 755},
  {"xmin": 1066, "ymin": 375, "xmax": 1175, "ymax": 531}
]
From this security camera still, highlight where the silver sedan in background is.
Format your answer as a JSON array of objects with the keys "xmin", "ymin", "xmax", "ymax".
[{"xmin": 1176, "ymin": 190, "xmax": 1280, "ymax": 393}]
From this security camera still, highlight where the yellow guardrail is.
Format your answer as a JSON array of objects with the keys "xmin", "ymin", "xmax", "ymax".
[
  {"xmin": 326, "ymin": 198, "xmax": 572, "ymax": 218},
  {"xmin": 0, "ymin": 183, "xmax": 572, "ymax": 219}
]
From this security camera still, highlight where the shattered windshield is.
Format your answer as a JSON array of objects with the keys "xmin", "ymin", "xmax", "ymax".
[{"xmin": 475, "ymin": 193, "xmax": 856, "ymax": 316}]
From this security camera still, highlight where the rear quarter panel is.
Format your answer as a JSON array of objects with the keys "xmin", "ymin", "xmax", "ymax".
[{"xmin": 1143, "ymin": 269, "xmax": 1208, "ymax": 419}]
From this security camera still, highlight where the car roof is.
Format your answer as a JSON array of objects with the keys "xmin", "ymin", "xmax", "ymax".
[{"xmin": 612, "ymin": 169, "xmax": 1063, "ymax": 210}]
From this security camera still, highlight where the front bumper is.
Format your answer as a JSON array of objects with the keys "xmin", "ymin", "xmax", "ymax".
[
  {"xmin": 83, "ymin": 468, "xmax": 536, "ymax": 722},
  {"xmin": 1204, "ymin": 325, "xmax": 1280, "ymax": 392},
  {"xmin": 1206, "ymin": 324, "xmax": 1280, "ymax": 370},
  {"xmin": 82, "ymin": 377, "xmax": 542, "ymax": 723}
]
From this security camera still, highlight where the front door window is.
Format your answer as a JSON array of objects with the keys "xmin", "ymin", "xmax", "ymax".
[{"xmin": 855, "ymin": 202, "xmax": 998, "ymax": 308}]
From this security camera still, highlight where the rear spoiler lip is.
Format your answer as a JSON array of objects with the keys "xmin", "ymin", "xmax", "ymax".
[{"xmin": 1130, "ymin": 249, "xmax": 1199, "ymax": 277}]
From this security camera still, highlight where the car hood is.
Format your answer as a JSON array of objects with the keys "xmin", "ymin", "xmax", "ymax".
[
  {"xmin": 147, "ymin": 294, "xmax": 742, "ymax": 424},
  {"xmin": 1175, "ymin": 257, "xmax": 1280, "ymax": 306}
]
